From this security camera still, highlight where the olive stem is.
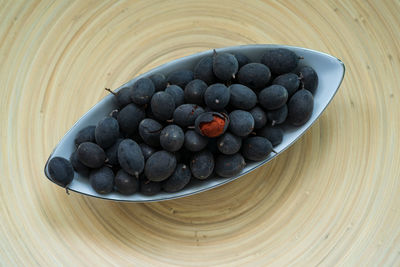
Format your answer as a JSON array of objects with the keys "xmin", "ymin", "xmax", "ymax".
[{"xmin": 105, "ymin": 88, "xmax": 116, "ymax": 96}]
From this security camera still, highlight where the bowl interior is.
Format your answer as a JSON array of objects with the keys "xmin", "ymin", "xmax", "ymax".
[{"xmin": 44, "ymin": 44, "xmax": 345, "ymax": 202}]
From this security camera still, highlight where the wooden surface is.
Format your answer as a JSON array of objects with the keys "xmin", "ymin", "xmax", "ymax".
[{"xmin": 1, "ymin": 0, "xmax": 400, "ymax": 266}]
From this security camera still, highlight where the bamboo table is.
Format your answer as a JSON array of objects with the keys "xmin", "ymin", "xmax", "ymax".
[{"xmin": 1, "ymin": 1, "xmax": 400, "ymax": 265}]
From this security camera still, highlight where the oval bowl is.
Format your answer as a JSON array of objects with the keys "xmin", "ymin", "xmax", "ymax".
[{"xmin": 44, "ymin": 44, "xmax": 345, "ymax": 202}]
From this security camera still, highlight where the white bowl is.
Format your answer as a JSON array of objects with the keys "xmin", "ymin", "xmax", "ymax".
[{"xmin": 44, "ymin": 44, "xmax": 345, "ymax": 202}]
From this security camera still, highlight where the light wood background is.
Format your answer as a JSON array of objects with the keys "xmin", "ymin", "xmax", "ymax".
[{"xmin": 1, "ymin": 0, "xmax": 400, "ymax": 266}]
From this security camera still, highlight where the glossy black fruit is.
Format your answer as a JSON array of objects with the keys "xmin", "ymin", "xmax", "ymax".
[
  {"xmin": 160, "ymin": 125, "xmax": 184, "ymax": 152},
  {"xmin": 194, "ymin": 56, "xmax": 216, "ymax": 85},
  {"xmin": 140, "ymin": 178, "xmax": 161, "ymax": 196},
  {"xmin": 261, "ymin": 48, "xmax": 299, "ymax": 75},
  {"xmin": 89, "ymin": 166, "xmax": 114, "ymax": 194},
  {"xmin": 74, "ymin": 125, "xmax": 96, "ymax": 147},
  {"xmin": 297, "ymin": 66, "xmax": 318, "ymax": 94},
  {"xmin": 131, "ymin": 78, "xmax": 155, "ymax": 105},
  {"xmin": 194, "ymin": 112, "xmax": 229, "ymax": 138},
  {"xmin": 217, "ymin": 132, "xmax": 242, "ymax": 155},
  {"xmin": 190, "ymin": 150, "xmax": 214, "ymax": 180},
  {"xmin": 77, "ymin": 142, "xmax": 106, "ymax": 168},
  {"xmin": 267, "ymin": 104, "xmax": 288, "ymax": 125},
  {"xmin": 70, "ymin": 151, "xmax": 90, "ymax": 176},
  {"xmin": 106, "ymin": 86, "xmax": 132, "ymax": 108},
  {"xmin": 115, "ymin": 169, "xmax": 139, "ymax": 195},
  {"xmin": 237, "ymin": 63, "xmax": 271, "ymax": 90},
  {"xmin": 162, "ymin": 164, "xmax": 191, "ymax": 193},
  {"xmin": 149, "ymin": 73, "xmax": 167, "ymax": 92},
  {"xmin": 213, "ymin": 52, "xmax": 239, "ymax": 81},
  {"xmin": 204, "ymin": 83, "xmax": 230, "ymax": 110},
  {"xmin": 105, "ymin": 138, "xmax": 123, "ymax": 166},
  {"xmin": 184, "ymin": 79, "xmax": 208, "ymax": 105},
  {"xmin": 165, "ymin": 85, "xmax": 185, "ymax": 107},
  {"xmin": 167, "ymin": 70, "xmax": 194, "ymax": 88},
  {"xmin": 242, "ymin": 136, "xmax": 273, "ymax": 161},
  {"xmin": 117, "ymin": 103, "xmax": 145, "ymax": 135},
  {"xmin": 287, "ymin": 89, "xmax": 314, "ymax": 126},
  {"xmin": 150, "ymin": 91, "xmax": 175, "ymax": 121},
  {"xmin": 250, "ymin": 106, "xmax": 267, "ymax": 129},
  {"xmin": 228, "ymin": 110, "xmax": 254, "ymax": 137},
  {"xmin": 118, "ymin": 139, "xmax": 144, "ymax": 177},
  {"xmin": 229, "ymin": 84, "xmax": 257, "ymax": 110},
  {"xmin": 184, "ymin": 130, "xmax": 208, "ymax": 152},
  {"xmin": 145, "ymin": 151, "xmax": 177, "ymax": 182},
  {"xmin": 273, "ymin": 73, "xmax": 300, "ymax": 97},
  {"xmin": 48, "ymin": 157, "xmax": 74, "ymax": 187},
  {"xmin": 232, "ymin": 53, "xmax": 250, "ymax": 68},
  {"xmin": 95, "ymin": 117, "xmax": 119, "ymax": 149},
  {"xmin": 139, "ymin": 143, "xmax": 156, "ymax": 160},
  {"xmin": 259, "ymin": 85, "xmax": 288, "ymax": 110},
  {"xmin": 138, "ymin": 118, "xmax": 162, "ymax": 147},
  {"xmin": 257, "ymin": 126, "xmax": 283, "ymax": 146},
  {"xmin": 215, "ymin": 153, "xmax": 246, "ymax": 178},
  {"xmin": 173, "ymin": 104, "xmax": 205, "ymax": 127}
]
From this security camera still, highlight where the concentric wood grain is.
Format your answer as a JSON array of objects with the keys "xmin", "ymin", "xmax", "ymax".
[{"xmin": 1, "ymin": 0, "xmax": 400, "ymax": 266}]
